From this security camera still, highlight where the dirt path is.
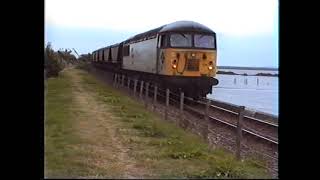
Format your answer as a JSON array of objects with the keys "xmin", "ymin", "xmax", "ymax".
[{"xmin": 68, "ymin": 69, "xmax": 147, "ymax": 178}]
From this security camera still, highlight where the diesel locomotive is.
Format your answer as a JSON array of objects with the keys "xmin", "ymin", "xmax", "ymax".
[{"xmin": 92, "ymin": 20, "xmax": 219, "ymax": 98}]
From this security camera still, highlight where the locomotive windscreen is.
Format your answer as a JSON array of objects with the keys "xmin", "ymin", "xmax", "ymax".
[{"xmin": 194, "ymin": 34, "xmax": 215, "ymax": 49}]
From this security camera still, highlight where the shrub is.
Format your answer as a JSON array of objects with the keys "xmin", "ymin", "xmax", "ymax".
[{"xmin": 45, "ymin": 43, "xmax": 64, "ymax": 77}]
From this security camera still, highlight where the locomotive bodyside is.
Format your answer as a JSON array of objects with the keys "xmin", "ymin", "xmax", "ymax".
[{"xmin": 122, "ymin": 37, "xmax": 158, "ymax": 73}]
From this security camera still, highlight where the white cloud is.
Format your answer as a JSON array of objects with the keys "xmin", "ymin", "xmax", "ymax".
[{"xmin": 45, "ymin": 0, "xmax": 278, "ymax": 36}]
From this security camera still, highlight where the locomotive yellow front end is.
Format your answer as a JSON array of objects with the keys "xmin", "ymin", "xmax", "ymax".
[
  {"xmin": 157, "ymin": 31, "xmax": 218, "ymax": 98},
  {"xmin": 159, "ymin": 32, "xmax": 217, "ymax": 78},
  {"xmin": 162, "ymin": 48, "xmax": 217, "ymax": 77}
]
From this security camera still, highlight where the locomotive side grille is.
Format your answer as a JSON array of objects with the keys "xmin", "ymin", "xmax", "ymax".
[{"xmin": 186, "ymin": 59, "xmax": 199, "ymax": 71}]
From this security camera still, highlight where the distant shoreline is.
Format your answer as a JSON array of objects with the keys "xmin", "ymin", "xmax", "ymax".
[
  {"xmin": 217, "ymin": 70, "xmax": 278, "ymax": 77},
  {"xmin": 217, "ymin": 66, "xmax": 278, "ymax": 71}
]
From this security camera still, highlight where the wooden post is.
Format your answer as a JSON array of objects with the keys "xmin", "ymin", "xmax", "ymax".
[
  {"xmin": 179, "ymin": 91, "xmax": 184, "ymax": 126},
  {"xmin": 153, "ymin": 85, "xmax": 158, "ymax": 111},
  {"xmin": 117, "ymin": 74, "xmax": 121, "ymax": 87},
  {"xmin": 127, "ymin": 78, "xmax": 130, "ymax": 89},
  {"xmin": 113, "ymin": 74, "xmax": 117, "ymax": 87},
  {"xmin": 121, "ymin": 75, "xmax": 125, "ymax": 87},
  {"xmin": 236, "ymin": 106, "xmax": 245, "ymax": 160},
  {"xmin": 204, "ymin": 99, "xmax": 210, "ymax": 139},
  {"xmin": 165, "ymin": 88, "xmax": 169, "ymax": 120},
  {"xmin": 139, "ymin": 81, "xmax": 144, "ymax": 99},
  {"xmin": 257, "ymin": 78, "xmax": 259, "ymax": 86},
  {"xmin": 145, "ymin": 82, "xmax": 149, "ymax": 108},
  {"xmin": 133, "ymin": 79, "xmax": 138, "ymax": 97}
]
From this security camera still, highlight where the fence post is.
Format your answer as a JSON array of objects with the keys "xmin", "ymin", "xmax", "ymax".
[
  {"xmin": 236, "ymin": 106, "xmax": 245, "ymax": 160},
  {"xmin": 113, "ymin": 74, "xmax": 117, "ymax": 87},
  {"xmin": 140, "ymin": 81, "xmax": 144, "ymax": 99},
  {"xmin": 117, "ymin": 74, "xmax": 121, "ymax": 88},
  {"xmin": 121, "ymin": 75, "xmax": 125, "ymax": 87},
  {"xmin": 165, "ymin": 88, "xmax": 169, "ymax": 120},
  {"xmin": 179, "ymin": 91, "xmax": 184, "ymax": 126},
  {"xmin": 145, "ymin": 82, "xmax": 149, "ymax": 108},
  {"xmin": 153, "ymin": 85, "xmax": 158, "ymax": 111},
  {"xmin": 127, "ymin": 78, "xmax": 130, "ymax": 89},
  {"xmin": 134, "ymin": 79, "xmax": 138, "ymax": 97},
  {"xmin": 204, "ymin": 99, "xmax": 210, "ymax": 139}
]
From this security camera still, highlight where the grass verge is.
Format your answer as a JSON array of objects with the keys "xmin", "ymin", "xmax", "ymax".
[{"xmin": 77, "ymin": 68, "xmax": 271, "ymax": 179}]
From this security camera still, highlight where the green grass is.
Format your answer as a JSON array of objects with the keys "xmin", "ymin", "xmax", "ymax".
[
  {"xmin": 77, "ymin": 68, "xmax": 271, "ymax": 179},
  {"xmin": 45, "ymin": 72, "xmax": 114, "ymax": 178},
  {"xmin": 45, "ymin": 73, "xmax": 84, "ymax": 177}
]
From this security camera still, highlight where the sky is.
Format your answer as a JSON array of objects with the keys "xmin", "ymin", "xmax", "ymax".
[{"xmin": 45, "ymin": 0, "xmax": 278, "ymax": 68}]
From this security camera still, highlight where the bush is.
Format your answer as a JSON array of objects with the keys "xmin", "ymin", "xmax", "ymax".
[
  {"xmin": 45, "ymin": 43, "xmax": 64, "ymax": 77},
  {"xmin": 44, "ymin": 42, "xmax": 80, "ymax": 78}
]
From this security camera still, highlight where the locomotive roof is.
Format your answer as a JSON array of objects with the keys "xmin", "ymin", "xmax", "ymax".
[
  {"xmin": 159, "ymin": 21, "xmax": 215, "ymax": 34},
  {"xmin": 123, "ymin": 21, "xmax": 215, "ymax": 44}
]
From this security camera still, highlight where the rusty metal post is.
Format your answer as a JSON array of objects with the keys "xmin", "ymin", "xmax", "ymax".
[
  {"xmin": 236, "ymin": 106, "xmax": 245, "ymax": 160},
  {"xmin": 153, "ymin": 85, "xmax": 158, "ymax": 111},
  {"xmin": 179, "ymin": 91, "xmax": 184, "ymax": 126},
  {"xmin": 145, "ymin": 82, "xmax": 149, "ymax": 108},
  {"xmin": 139, "ymin": 81, "xmax": 144, "ymax": 99},
  {"xmin": 165, "ymin": 88, "xmax": 169, "ymax": 120}
]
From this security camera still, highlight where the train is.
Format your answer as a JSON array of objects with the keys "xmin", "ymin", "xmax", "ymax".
[{"xmin": 91, "ymin": 20, "xmax": 219, "ymax": 99}]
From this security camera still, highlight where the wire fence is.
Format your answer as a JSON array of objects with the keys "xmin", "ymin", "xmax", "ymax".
[{"xmin": 112, "ymin": 72, "xmax": 278, "ymax": 177}]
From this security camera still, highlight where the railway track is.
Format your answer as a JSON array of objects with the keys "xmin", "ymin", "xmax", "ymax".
[
  {"xmin": 181, "ymin": 99, "xmax": 278, "ymax": 145},
  {"xmin": 197, "ymin": 99, "xmax": 278, "ymax": 143}
]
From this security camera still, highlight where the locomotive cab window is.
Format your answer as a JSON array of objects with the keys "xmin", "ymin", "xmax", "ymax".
[
  {"xmin": 170, "ymin": 33, "xmax": 192, "ymax": 47},
  {"xmin": 194, "ymin": 34, "xmax": 215, "ymax": 49},
  {"xmin": 160, "ymin": 35, "xmax": 168, "ymax": 48}
]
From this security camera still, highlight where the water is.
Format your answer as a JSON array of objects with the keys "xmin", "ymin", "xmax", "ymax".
[
  {"xmin": 218, "ymin": 68, "xmax": 278, "ymax": 76},
  {"xmin": 207, "ymin": 70, "xmax": 278, "ymax": 116}
]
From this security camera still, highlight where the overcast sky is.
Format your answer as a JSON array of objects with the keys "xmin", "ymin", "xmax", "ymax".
[{"xmin": 45, "ymin": 0, "xmax": 278, "ymax": 67}]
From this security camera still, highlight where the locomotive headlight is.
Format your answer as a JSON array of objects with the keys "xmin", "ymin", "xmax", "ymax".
[
  {"xmin": 172, "ymin": 59, "xmax": 177, "ymax": 69},
  {"xmin": 208, "ymin": 61, "xmax": 213, "ymax": 70}
]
